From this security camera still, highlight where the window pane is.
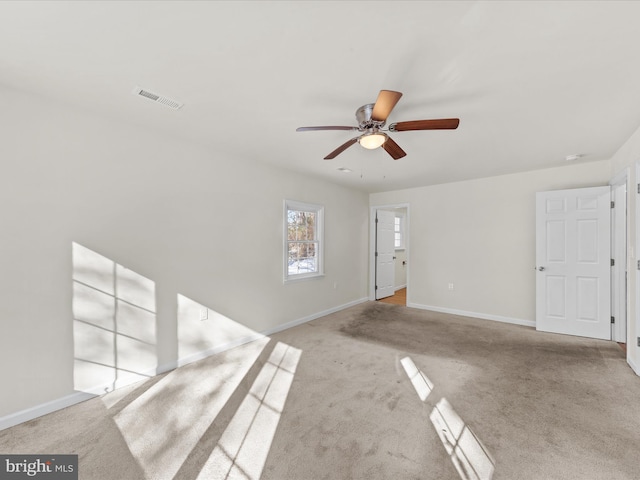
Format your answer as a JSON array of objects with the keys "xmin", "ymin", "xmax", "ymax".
[
  {"xmin": 394, "ymin": 215, "xmax": 405, "ymax": 249},
  {"xmin": 287, "ymin": 210, "xmax": 317, "ymax": 242},
  {"xmin": 304, "ymin": 212, "xmax": 315, "ymax": 240},
  {"xmin": 306, "ymin": 218, "xmax": 315, "ymax": 240},
  {"xmin": 306, "ymin": 243, "xmax": 316, "ymax": 258},
  {"xmin": 287, "ymin": 242, "xmax": 318, "ymax": 275}
]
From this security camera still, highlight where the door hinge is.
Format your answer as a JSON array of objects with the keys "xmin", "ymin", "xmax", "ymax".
[
  {"xmin": 375, "ymin": 217, "xmax": 379, "ymax": 224},
  {"xmin": 611, "ymin": 200, "xmax": 615, "ymax": 208},
  {"xmin": 375, "ymin": 251, "xmax": 378, "ymax": 257},
  {"xmin": 375, "ymin": 285, "xmax": 378, "ymax": 290},
  {"xmin": 637, "ymin": 337, "xmax": 640, "ymax": 347},
  {"xmin": 637, "ymin": 184, "xmax": 640, "ymax": 194},
  {"xmin": 611, "ymin": 258, "xmax": 615, "ymax": 267},
  {"xmin": 637, "ymin": 259, "xmax": 640, "ymax": 270},
  {"xmin": 611, "ymin": 316, "xmax": 615, "ymax": 324}
]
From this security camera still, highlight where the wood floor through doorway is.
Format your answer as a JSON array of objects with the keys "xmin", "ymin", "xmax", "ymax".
[{"xmin": 377, "ymin": 287, "xmax": 406, "ymax": 305}]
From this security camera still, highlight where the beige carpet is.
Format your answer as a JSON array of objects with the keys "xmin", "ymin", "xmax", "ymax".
[{"xmin": 1, "ymin": 302, "xmax": 638, "ymax": 480}]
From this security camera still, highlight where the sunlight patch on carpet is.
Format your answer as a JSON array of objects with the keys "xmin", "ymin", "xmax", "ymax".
[
  {"xmin": 400, "ymin": 356, "xmax": 434, "ymax": 401},
  {"xmin": 196, "ymin": 342, "xmax": 301, "ymax": 480},
  {"xmin": 430, "ymin": 398, "xmax": 495, "ymax": 480},
  {"xmin": 111, "ymin": 337, "xmax": 269, "ymax": 480}
]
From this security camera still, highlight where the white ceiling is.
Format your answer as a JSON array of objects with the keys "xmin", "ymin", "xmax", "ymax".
[{"xmin": 2, "ymin": 1, "xmax": 640, "ymax": 193}]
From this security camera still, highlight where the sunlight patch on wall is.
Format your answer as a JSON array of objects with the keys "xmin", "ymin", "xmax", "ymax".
[
  {"xmin": 72, "ymin": 242, "xmax": 157, "ymax": 394},
  {"xmin": 177, "ymin": 294, "xmax": 264, "ymax": 364},
  {"xmin": 196, "ymin": 342, "xmax": 301, "ymax": 480},
  {"xmin": 430, "ymin": 397, "xmax": 495, "ymax": 480}
]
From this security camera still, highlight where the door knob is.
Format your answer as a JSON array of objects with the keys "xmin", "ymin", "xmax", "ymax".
[{"xmin": 538, "ymin": 266, "xmax": 545, "ymax": 271}]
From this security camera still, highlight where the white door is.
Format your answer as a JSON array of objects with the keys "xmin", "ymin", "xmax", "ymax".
[
  {"xmin": 535, "ymin": 186, "xmax": 611, "ymax": 340},
  {"xmin": 376, "ymin": 210, "xmax": 395, "ymax": 300}
]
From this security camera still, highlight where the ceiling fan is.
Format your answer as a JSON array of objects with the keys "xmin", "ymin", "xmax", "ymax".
[{"xmin": 296, "ymin": 90, "xmax": 460, "ymax": 160}]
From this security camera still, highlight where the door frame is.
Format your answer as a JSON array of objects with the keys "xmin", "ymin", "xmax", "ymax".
[
  {"xmin": 610, "ymin": 168, "xmax": 629, "ymax": 344},
  {"xmin": 369, "ymin": 203, "xmax": 410, "ymax": 302},
  {"xmin": 635, "ymin": 160, "xmax": 640, "ymax": 373}
]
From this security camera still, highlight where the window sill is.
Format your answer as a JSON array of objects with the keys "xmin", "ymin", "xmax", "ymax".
[{"xmin": 284, "ymin": 273, "xmax": 325, "ymax": 284}]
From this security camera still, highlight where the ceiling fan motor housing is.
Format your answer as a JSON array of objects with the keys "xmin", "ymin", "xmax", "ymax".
[{"xmin": 356, "ymin": 103, "xmax": 385, "ymax": 131}]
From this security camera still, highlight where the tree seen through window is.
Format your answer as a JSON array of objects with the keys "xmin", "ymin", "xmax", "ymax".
[{"xmin": 287, "ymin": 209, "xmax": 318, "ymax": 275}]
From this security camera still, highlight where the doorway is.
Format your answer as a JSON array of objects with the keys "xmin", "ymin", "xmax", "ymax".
[
  {"xmin": 610, "ymin": 169, "xmax": 628, "ymax": 345},
  {"xmin": 369, "ymin": 203, "xmax": 410, "ymax": 305},
  {"xmin": 377, "ymin": 287, "xmax": 407, "ymax": 305}
]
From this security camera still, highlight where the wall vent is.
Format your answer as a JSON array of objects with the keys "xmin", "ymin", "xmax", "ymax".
[{"xmin": 132, "ymin": 86, "xmax": 183, "ymax": 110}]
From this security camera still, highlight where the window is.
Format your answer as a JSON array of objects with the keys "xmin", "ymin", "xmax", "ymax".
[
  {"xmin": 394, "ymin": 213, "xmax": 405, "ymax": 250},
  {"xmin": 284, "ymin": 200, "xmax": 324, "ymax": 282}
]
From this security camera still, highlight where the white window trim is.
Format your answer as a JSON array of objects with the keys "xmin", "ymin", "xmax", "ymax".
[{"xmin": 284, "ymin": 200, "xmax": 325, "ymax": 284}]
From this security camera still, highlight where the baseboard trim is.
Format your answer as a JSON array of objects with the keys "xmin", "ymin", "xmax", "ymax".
[
  {"xmin": 0, "ymin": 391, "xmax": 96, "ymax": 431},
  {"xmin": 74, "ymin": 365, "xmax": 161, "ymax": 397},
  {"xmin": 408, "ymin": 302, "xmax": 535, "ymax": 328},
  {"xmin": 394, "ymin": 285, "xmax": 407, "ymax": 292},
  {"xmin": 171, "ymin": 296, "xmax": 369, "ymax": 370},
  {"xmin": 263, "ymin": 296, "xmax": 369, "ymax": 336},
  {"xmin": 0, "ymin": 296, "xmax": 369, "ymax": 431},
  {"xmin": 172, "ymin": 334, "xmax": 267, "ymax": 370}
]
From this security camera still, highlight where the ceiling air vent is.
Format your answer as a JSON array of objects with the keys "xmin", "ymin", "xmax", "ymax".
[{"xmin": 132, "ymin": 86, "xmax": 183, "ymax": 110}]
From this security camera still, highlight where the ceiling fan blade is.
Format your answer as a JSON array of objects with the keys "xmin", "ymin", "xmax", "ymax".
[
  {"xmin": 382, "ymin": 136, "xmax": 406, "ymax": 160},
  {"xmin": 371, "ymin": 90, "xmax": 403, "ymax": 123},
  {"xmin": 296, "ymin": 126, "xmax": 358, "ymax": 132},
  {"xmin": 389, "ymin": 118, "xmax": 460, "ymax": 131},
  {"xmin": 324, "ymin": 137, "xmax": 360, "ymax": 160}
]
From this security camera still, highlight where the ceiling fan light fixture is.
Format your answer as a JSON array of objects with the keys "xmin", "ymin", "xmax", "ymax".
[{"xmin": 359, "ymin": 132, "xmax": 387, "ymax": 150}]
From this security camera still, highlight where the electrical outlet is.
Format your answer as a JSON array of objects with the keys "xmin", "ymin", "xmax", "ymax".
[
  {"xmin": 448, "ymin": 283, "xmax": 454, "ymax": 291},
  {"xmin": 199, "ymin": 309, "xmax": 208, "ymax": 321}
]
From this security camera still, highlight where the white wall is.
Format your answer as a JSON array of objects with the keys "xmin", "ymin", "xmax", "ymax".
[
  {"xmin": 0, "ymin": 88, "xmax": 369, "ymax": 421},
  {"xmin": 371, "ymin": 160, "xmax": 611, "ymax": 324}
]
